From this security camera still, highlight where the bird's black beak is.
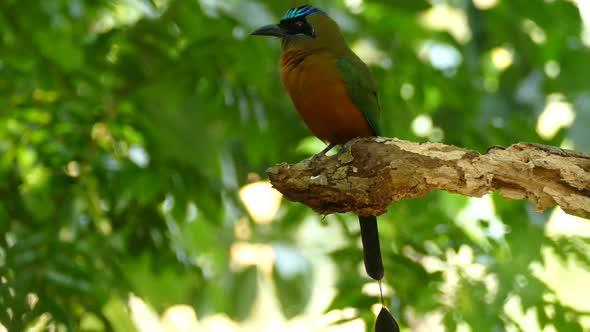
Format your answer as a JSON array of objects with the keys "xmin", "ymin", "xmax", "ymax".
[{"xmin": 250, "ymin": 24, "xmax": 285, "ymax": 38}]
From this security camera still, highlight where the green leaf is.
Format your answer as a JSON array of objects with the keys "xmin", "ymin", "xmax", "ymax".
[
  {"xmin": 228, "ymin": 266, "xmax": 258, "ymax": 321},
  {"xmin": 272, "ymin": 246, "xmax": 313, "ymax": 319}
]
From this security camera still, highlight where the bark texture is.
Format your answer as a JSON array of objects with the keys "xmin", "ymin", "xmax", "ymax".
[{"xmin": 267, "ymin": 138, "xmax": 590, "ymax": 219}]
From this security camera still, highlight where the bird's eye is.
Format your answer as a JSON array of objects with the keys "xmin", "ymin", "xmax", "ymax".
[{"xmin": 293, "ymin": 21, "xmax": 304, "ymax": 29}]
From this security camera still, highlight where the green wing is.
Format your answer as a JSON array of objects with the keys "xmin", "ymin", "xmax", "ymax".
[{"xmin": 336, "ymin": 52, "xmax": 381, "ymax": 136}]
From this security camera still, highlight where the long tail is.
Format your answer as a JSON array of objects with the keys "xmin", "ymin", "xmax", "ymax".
[
  {"xmin": 358, "ymin": 215, "xmax": 384, "ymax": 280},
  {"xmin": 358, "ymin": 215, "xmax": 400, "ymax": 332}
]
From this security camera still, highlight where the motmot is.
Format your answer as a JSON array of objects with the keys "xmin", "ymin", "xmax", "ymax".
[{"xmin": 252, "ymin": 5, "xmax": 400, "ymax": 332}]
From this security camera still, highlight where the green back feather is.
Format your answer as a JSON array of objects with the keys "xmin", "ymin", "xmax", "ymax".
[{"xmin": 336, "ymin": 52, "xmax": 381, "ymax": 135}]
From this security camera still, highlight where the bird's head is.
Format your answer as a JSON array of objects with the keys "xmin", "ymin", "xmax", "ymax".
[{"xmin": 251, "ymin": 5, "xmax": 346, "ymax": 52}]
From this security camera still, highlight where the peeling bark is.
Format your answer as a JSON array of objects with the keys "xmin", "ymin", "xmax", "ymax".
[{"xmin": 267, "ymin": 137, "xmax": 590, "ymax": 219}]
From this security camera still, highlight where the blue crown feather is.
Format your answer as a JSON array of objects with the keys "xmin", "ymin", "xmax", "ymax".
[{"xmin": 281, "ymin": 5, "xmax": 322, "ymax": 20}]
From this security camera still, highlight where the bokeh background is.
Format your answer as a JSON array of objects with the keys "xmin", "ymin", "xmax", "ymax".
[{"xmin": 1, "ymin": 0, "xmax": 590, "ymax": 331}]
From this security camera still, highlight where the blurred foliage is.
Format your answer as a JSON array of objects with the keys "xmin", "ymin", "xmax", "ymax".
[{"xmin": 1, "ymin": 0, "xmax": 590, "ymax": 331}]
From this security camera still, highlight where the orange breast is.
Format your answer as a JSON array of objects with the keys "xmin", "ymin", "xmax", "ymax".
[{"xmin": 280, "ymin": 50, "xmax": 374, "ymax": 144}]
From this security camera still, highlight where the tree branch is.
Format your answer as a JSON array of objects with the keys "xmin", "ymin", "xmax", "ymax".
[{"xmin": 267, "ymin": 138, "xmax": 590, "ymax": 219}]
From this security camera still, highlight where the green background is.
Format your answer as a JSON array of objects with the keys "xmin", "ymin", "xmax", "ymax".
[{"xmin": 1, "ymin": 0, "xmax": 589, "ymax": 331}]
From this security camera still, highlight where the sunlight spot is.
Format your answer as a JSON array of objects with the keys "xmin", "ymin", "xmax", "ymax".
[
  {"xmin": 232, "ymin": 26, "xmax": 246, "ymax": 40},
  {"xmin": 98, "ymin": 219, "xmax": 112, "ymax": 235},
  {"xmin": 546, "ymin": 207, "xmax": 590, "ymax": 237},
  {"xmin": 522, "ymin": 19, "xmax": 547, "ymax": 44},
  {"xmin": 400, "ymin": 83, "xmax": 415, "ymax": 100},
  {"xmin": 345, "ymin": 0, "xmax": 365, "ymax": 14},
  {"xmin": 187, "ymin": 202, "xmax": 198, "ymax": 221},
  {"xmin": 419, "ymin": 4, "xmax": 472, "ymax": 43},
  {"xmin": 325, "ymin": 307, "xmax": 359, "ymax": 324},
  {"xmin": 560, "ymin": 137, "xmax": 575, "ymax": 150},
  {"xmin": 129, "ymin": 145, "xmax": 150, "ymax": 167},
  {"xmin": 457, "ymin": 323, "xmax": 472, "ymax": 332},
  {"xmin": 27, "ymin": 293, "xmax": 39, "ymax": 310},
  {"xmin": 273, "ymin": 245, "xmax": 309, "ymax": 278},
  {"xmin": 456, "ymin": 195, "xmax": 504, "ymax": 246},
  {"xmin": 448, "ymin": 244, "xmax": 474, "ymax": 267},
  {"xmin": 575, "ymin": 0, "xmax": 590, "ymax": 46},
  {"xmin": 129, "ymin": 294, "xmax": 162, "ymax": 332},
  {"xmin": 352, "ymin": 39, "xmax": 391, "ymax": 69},
  {"xmin": 91, "ymin": 122, "xmax": 112, "ymax": 146},
  {"xmin": 161, "ymin": 305, "xmax": 199, "ymax": 332},
  {"xmin": 473, "ymin": 0, "xmax": 498, "ymax": 10},
  {"xmin": 370, "ymin": 303, "xmax": 382, "ymax": 316},
  {"xmin": 230, "ymin": 242, "xmax": 274, "ymax": 273},
  {"xmin": 544, "ymin": 60, "xmax": 561, "ymax": 78},
  {"xmin": 239, "ymin": 180, "xmax": 282, "ymax": 224},
  {"xmin": 23, "ymin": 313, "xmax": 51, "ymax": 331},
  {"xmin": 198, "ymin": 0, "xmax": 232, "ymax": 18},
  {"xmin": 422, "ymin": 255, "xmax": 445, "ymax": 273},
  {"xmin": 411, "ymin": 114, "xmax": 433, "ymax": 137},
  {"xmin": 418, "ymin": 40, "xmax": 463, "ymax": 71},
  {"xmin": 162, "ymin": 194, "xmax": 174, "ymax": 213},
  {"xmin": 65, "ymin": 160, "xmax": 81, "ymax": 177},
  {"xmin": 92, "ymin": 1, "xmax": 154, "ymax": 33},
  {"xmin": 362, "ymin": 281, "xmax": 392, "ymax": 298},
  {"xmin": 536, "ymin": 93, "xmax": 575, "ymax": 140},
  {"xmin": 197, "ymin": 314, "xmax": 240, "ymax": 332},
  {"xmin": 490, "ymin": 47, "xmax": 513, "ymax": 70},
  {"xmin": 429, "ymin": 127, "xmax": 445, "ymax": 142}
]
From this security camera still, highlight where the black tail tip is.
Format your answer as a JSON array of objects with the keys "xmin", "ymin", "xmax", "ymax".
[{"xmin": 376, "ymin": 306, "xmax": 400, "ymax": 332}]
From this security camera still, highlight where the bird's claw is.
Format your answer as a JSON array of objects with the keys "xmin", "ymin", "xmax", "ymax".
[
  {"xmin": 308, "ymin": 142, "xmax": 337, "ymax": 167},
  {"xmin": 308, "ymin": 152, "xmax": 324, "ymax": 165}
]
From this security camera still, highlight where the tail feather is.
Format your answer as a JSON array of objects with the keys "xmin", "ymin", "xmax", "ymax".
[{"xmin": 358, "ymin": 215, "xmax": 384, "ymax": 280}]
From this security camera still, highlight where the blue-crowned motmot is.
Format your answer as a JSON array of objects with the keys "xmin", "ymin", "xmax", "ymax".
[{"xmin": 252, "ymin": 5, "xmax": 399, "ymax": 332}]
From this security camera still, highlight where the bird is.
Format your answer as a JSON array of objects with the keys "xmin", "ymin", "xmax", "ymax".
[{"xmin": 251, "ymin": 5, "xmax": 399, "ymax": 332}]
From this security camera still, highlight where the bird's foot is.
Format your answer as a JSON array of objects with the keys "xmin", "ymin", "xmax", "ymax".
[{"xmin": 308, "ymin": 143, "xmax": 337, "ymax": 166}]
